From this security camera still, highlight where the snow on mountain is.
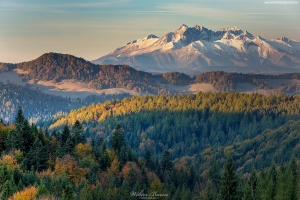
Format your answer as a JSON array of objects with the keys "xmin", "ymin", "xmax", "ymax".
[{"xmin": 93, "ymin": 25, "xmax": 300, "ymax": 74}]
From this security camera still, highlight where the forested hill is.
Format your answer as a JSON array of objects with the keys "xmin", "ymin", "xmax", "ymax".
[
  {"xmin": 1, "ymin": 109, "xmax": 299, "ymax": 199},
  {"xmin": 4, "ymin": 52, "xmax": 300, "ymax": 94},
  {"xmin": 9, "ymin": 53, "xmax": 192, "ymax": 94},
  {"xmin": 48, "ymin": 92, "xmax": 300, "ymax": 172},
  {"xmin": 0, "ymin": 82, "xmax": 131, "ymax": 123}
]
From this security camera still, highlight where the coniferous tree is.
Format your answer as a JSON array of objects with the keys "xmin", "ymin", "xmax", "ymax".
[
  {"xmin": 23, "ymin": 139, "xmax": 48, "ymax": 171},
  {"xmin": 287, "ymin": 156, "xmax": 298, "ymax": 200},
  {"xmin": 5, "ymin": 129, "xmax": 22, "ymax": 151},
  {"xmin": 61, "ymin": 125, "xmax": 71, "ymax": 146},
  {"xmin": 111, "ymin": 124, "xmax": 125, "ymax": 154},
  {"xmin": 266, "ymin": 161, "xmax": 277, "ymax": 200},
  {"xmin": 243, "ymin": 184, "xmax": 253, "ymax": 200},
  {"xmin": 203, "ymin": 179, "xmax": 215, "ymax": 200},
  {"xmin": 161, "ymin": 150, "xmax": 173, "ymax": 172},
  {"xmin": 37, "ymin": 182, "xmax": 50, "ymax": 197},
  {"xmin": 1, "ymin": 180, "xmax": 13, "ymax": 200},
  {"xmin": 96, "ymin": 185, "xmax": 105, "ymax": 200},
  {"xmin": 208, "ymin": 159, "xmax": 221, "ymax": 192},
  {"xmin": 220, "ymin": 156, "xmax": 238, "ymax": 200},
  {"xmin": 63, "ymin": 184, "xmax": 74, "ymax": 200},
  {"xmin": 62, "ymin": 138, "xmax": 75, "ymax": 155},
  {"xmin": 248, "ymin": 165, "xmax": 258, "ymax": 199},
  {"xmin": 15, "ymin": 107, "xmax": 25, "ymax": 130},
  {"xmin": 72, "ymin": 120, "xmax": 86, "ymax": 145},
  {"xmin": 21, "ymin": 119, "xmax": 34, "ymax": 153}
]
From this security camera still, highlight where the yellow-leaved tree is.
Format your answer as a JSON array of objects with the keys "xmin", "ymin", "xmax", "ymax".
[{"xmin": 9, "ymin": 186, "xmax": 37, "ymax": 200}]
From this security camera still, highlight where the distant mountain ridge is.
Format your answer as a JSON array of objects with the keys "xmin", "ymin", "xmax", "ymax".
[{"xmin": 93, "ymin": 24, "xmax": 300, "ymax": 74}]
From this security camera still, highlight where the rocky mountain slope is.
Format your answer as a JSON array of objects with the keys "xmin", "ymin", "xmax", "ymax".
[{"xmin": 93, "ymin": 24, "xmax": 300, "ymax": 74}]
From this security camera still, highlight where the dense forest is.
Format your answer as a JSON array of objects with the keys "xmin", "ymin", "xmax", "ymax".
[
  {"xmin": 0, "ymin": 108, "xmax": 299, "ymax": 199},
  {"xmin": 49, "ymin": 92, "xmax": 300, "ymax": 172},
  {"xmin": 195, "ymin": 71, "xmax": 300, "ymax": 92},
  {"xmin": 0, "ymin": 82, "xmax": 131, "ymax": 123}
]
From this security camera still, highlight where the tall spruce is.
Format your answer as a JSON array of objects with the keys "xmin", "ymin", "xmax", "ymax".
[
  {"xmin": 161, "ymin": 150, "xmax": 173, "ymax": 172},
  {"xmin": 15, "ymin": 107, "xmax": 25, "ymax": 130},
  {"xmin": 287, "ymin": 156, "xmax": 298, "ymax": 200},
  {"xmin": 21, "ymin": 119, "xmax": 34, "ymax": 153},
  {"xmin": 72, "ymin": 120, "xmax": 86, "ymax": 145},
  {"xmin": 23, "ymin": 139, "xmax": 48, "ymax": 171},
  {"xmin": 220, "ymin": 156, "xmax": 238, "ymax": 200},
  {"xmin": 61, "ymin": 125, "xmax": 71, "ymax": 146},
  {"xmin": 111, "ymin": 124, "xmax": 125, "ymax": 155}
]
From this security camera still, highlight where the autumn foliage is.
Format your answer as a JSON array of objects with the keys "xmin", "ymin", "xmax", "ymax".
[
  {"xmin": 9, "ymin": 186, "xmax": 37, "ymax": 200},
  {"xmin": 54, "ymin": 154, "xmax": 89, "ymax": 184}
]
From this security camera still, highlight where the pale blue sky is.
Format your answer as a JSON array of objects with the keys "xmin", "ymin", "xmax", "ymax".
[{"xmin": 0, "ymin": 0, "xmax": 299, "ymax": 63}]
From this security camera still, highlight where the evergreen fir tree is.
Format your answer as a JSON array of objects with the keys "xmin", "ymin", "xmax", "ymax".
[
  {"xmin": 23, "ymin": 139, "xmax": 48, "ymax": 171},
  {"xmin": 266, "ymin": 160, "xmax": 277, "ymax": 200},
  {"xmin": 220, "ymin": 156, "xmax": 238, "ymax": 200},
  {"xmin": 287, "ymin": 156, "xmax": 298, "ymax": 200},
  {"xmin": 96, "ymin": 185, "xmax": 106, "ymax": 200},
  {"xmin": 242, "ymin": 184, "xmax": 253, "ymax": 200},
  {"xmin": 111, "ymin": 124, "xmax": 125, "ymax": 154},
  {"xmin": 249, "ymin": 165, "xmax": 258, "ymax": 199},
  {"xmin": 61, "ymin": 125, "xmax": 71, "ymax": 146},
  {"xmin": 37, "ymin": 182, "xmax": 50, "ymax": 197},
  {"xmin": 21, "ymin": 119, "xmax": 34, "ymax": 153},
  {"xmin": 62, "ymin": 138, "xmax": 75, "ymax": 155},
  {"xmin": 79, "ymin": 183, "xmax": 93, "ymax": 200},
  {"xmin": 15, "ymin": 107, "xmax": 25, "ymax": 130},
  {"xmin": 203, "ymin": 179, "xmax": 215, "ymax": 200},
  {"xmin": 64, "ymin": 184, "xmax": 75, "ymax": 200},
  {"xmin": 161, "ymin": 150, "xmax": 173, "ymax": 172},
  {"xmin": 0, "ymin": 165, "xmax": 10, "ymax": 185},
  {"xmin": 208, "ymin": 159, "xmax": 221, "ymax": 192},
  {"xmin": 1, "ymin": 180, "xmax": 12, "ymax": 200},
  {"xmin": 72, "ymin": 120, "xmax": 85, "ymax": 145}
]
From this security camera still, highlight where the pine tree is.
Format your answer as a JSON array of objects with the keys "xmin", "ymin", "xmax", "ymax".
[
  {"xmin": 141, "ymin": 167, "xmax": 149, "ymax": 189},
  {"xmin": 15, "ymin": 107, "xmax": 25, "ymax": 130},
  {"xmin": 249, "ymin": 165, "xmax": 258, "ymax": 199},
  {"xmin": 111, "ymin": 124, "xmax": 125, "ymax": 154},
  {"xmin": 161, "ymin": 150, "xmax": 173, "ymax": 172},
  {"xmin": 96, "ymin": 185, "xmax": 105, "ymax": 200},
  {"xmin": 61, "ymin": 125, "xmax": 71, "ymax": 146},
  {"xmin": 287, "ymin": 156, "xmax": 298, "ymax": 200},
  {"xmin": 23, "ymin": 139, "xmax": 48, "ymax": 171},
  {"xmin": 266, "ymin": 161, "xmax": 277, "ymax": 200},
  {"xmin": 208, "ymin": 159, "xmax": 221, "ymax": 192},
  {"xmin": 243, "ymin": 184, "xmax": 253, "ymax": 200},
  {"xmin": 37, "ymin": 182, "xmax": 49, "ymax": 197},
  {"xmin": 203, "ymin": 179, "xmax": 214, "ymax": 200},
  {"xmin": 4, "ymin": 129, "xmax": 22, "ymax": 151},
  {"xmin": 64, "ymin": 184, "xmax": 75, "ymax": 200},
  {"xmin": 62, "ymin": 138, "xmax": 75, "ymax": 155},
  {"xmin": 72, "ymin": 120, "xmax": 85, "ymax": 145},
  {"xmin": 220, "ymin": 156, "xmax": 238, "ymax": 200},
  {"xmin": 0, "ymin": 165, "xmax": 10, "ymax": 185},
  {"xmin": 144, "ymin": 149, "xmax": 152, "ymax": 167},
  {"xmin": 21, "ymin": 119, "xmax": 34, "ymax": 153},
  {"xmin": 1, "ymin": 180, "xmax": 12, "ymax": 200}
]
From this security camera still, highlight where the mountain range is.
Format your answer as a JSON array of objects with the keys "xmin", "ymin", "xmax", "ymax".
[{"xmin": 93, "ymin": 24, "xmax": 300, "ymax": 74}]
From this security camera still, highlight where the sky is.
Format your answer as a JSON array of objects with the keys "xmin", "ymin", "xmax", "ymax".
[{"xmin": 0, "ymin": 0, "xmax": 299, "ymax": 63}]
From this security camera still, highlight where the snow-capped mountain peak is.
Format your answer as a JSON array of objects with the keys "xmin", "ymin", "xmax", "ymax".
[{"xmin": 94, "ymin": 24, "xmax": 300, "ymax": 74}]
